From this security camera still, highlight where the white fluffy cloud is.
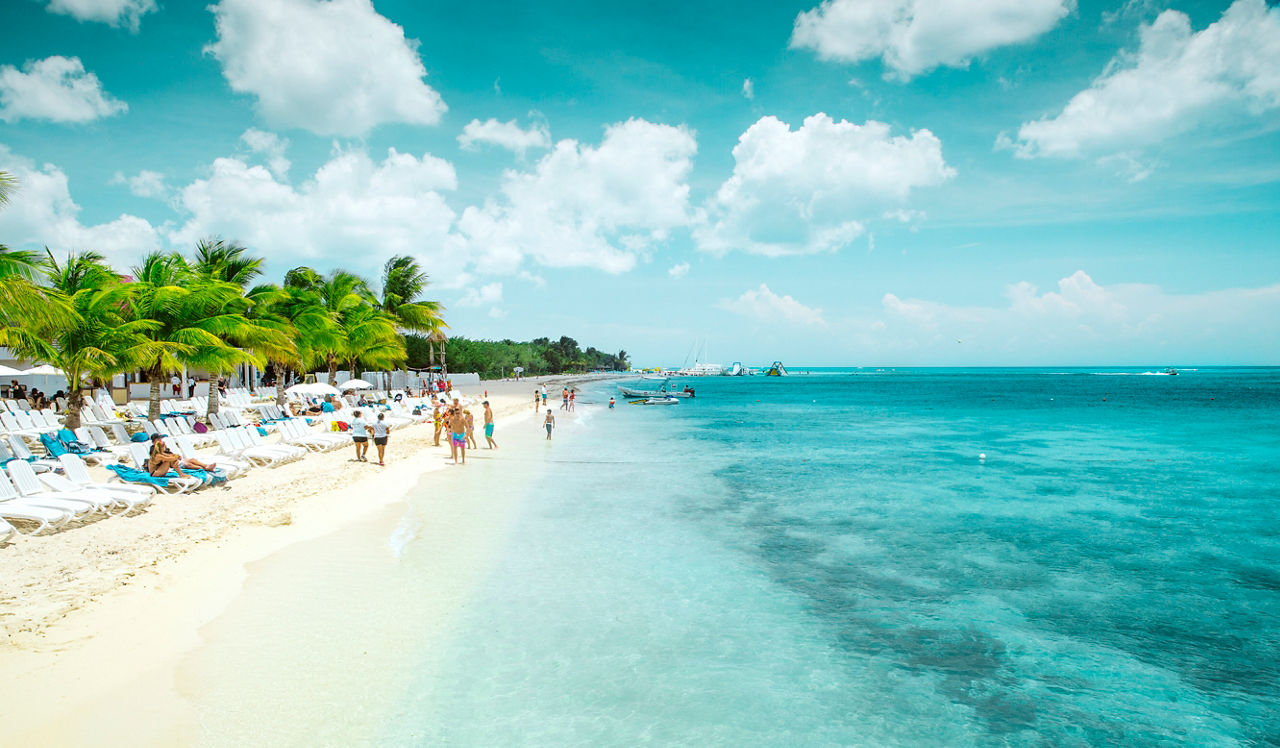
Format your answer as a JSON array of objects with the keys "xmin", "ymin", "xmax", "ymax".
[
  {"xmin": 872, "ymin": 270, "xmax": 1280, "ymax": 363},
  {"xmin": 695, "ymin": 114, "xmax": 953, "ymax": 257},
  {"xmin": 718, "ymin": 284, "xmax": 825, "ymax": 326},
  {"xmin": 456, "ymin": 118, "xmax": 697, "ymax": 274},
  {"xmin": 205, "ymin": 0, "xmax": 447, "ymax": 136},
  {"xmin": 240, "ymin": 128, "xmax": 291, "ymax": 178},
  {"xmin": 45, "ymin": 0, "xmax": 156, "ymax": 31},
  {"xmin": 458, "ymin": 118, "xmax": 551, "ymax": 155},
  {"xmin": 668, "ymin": 262, "xmax": 690, "ymax": 279},
  {"xmin": 0, "ymin": 56, "xmax": 127, "ymax": 124},
  {"xmin": 169, "ymin": 145, "xmax": 460, "ymax": 278},
  {"xmin": 456, "ymin": 282, "xmax": 503, "ymax": 307},
  {"xmin": 791, "ymin": 0, "xmax": 1073, "ymax": 79},
  {"xmin": 110, "ymin": 169, "xmax": 168, "ymax": 199},
  {"xmin": 0, "ymin": 145, "xmax": 159, "ymax": 262},
  {"xmin": 1008, "ymin": 0, "xmax": 1280, "ymax": 159}
]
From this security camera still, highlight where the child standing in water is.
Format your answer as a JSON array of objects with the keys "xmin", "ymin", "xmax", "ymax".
[{"xmin": 544, "ymin": 409, "xmax": 555, "ymax": 440}]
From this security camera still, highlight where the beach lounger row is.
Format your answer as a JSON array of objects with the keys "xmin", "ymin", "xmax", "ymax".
[{"xmin": 0, "ymin": 455, "xmax": 154, "ymax": 535}]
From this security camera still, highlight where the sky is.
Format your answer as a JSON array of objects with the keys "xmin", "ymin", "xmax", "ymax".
[{"xmin": 1, "ymin": 0, "xmax": 1277, "ymax": 367}]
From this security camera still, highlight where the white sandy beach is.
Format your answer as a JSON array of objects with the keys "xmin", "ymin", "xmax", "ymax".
[{"xmin": 0, "ymin": 376, "xmax": 591, "ymax": 745}]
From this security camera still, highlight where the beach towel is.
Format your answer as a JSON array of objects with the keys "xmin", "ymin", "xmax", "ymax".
[
  {"xmin": 106, "ymin": 463, "xmax": 170, "ymax": 488},
  {"xmin": 131, "ymin": 432, "xmax": 150, "ymax": 442},
  {"xmin": 55, "ymin": 429, "xmax": 94, "ymax": 454},
  {"xmin": 40, "ymin": 433, "xmax": 69, "ymax": 458}
]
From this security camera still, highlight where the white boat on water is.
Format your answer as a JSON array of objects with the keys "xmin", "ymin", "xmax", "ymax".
[
  {"xmin": 618, "ymin": 383, "xmax": 695, "ymax": 398},
  {"xmin": 639, "ymin": 396, "xmax": 679, "ymax": 405}
]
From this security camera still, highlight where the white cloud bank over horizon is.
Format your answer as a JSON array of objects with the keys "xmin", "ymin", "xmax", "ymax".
[
  {"xmin": 791, "ymin": 0, "xmax": 1073, "ymax": 79},
  {"xmin": 206, "ymin": 0, "xmax": 447, "ymax": 137},
  {"xmin": 696, "ymin": 114, "xmax": 953, "ymax": 257},
  {"xmin": 865, "ymin": 270, "xmax": 1280, "ymax": 364},
  {"xmin": 0, "ymin": 56, "xmax": 127, "ymax": 124},
  {"xmin": 45, "ymin": 0, "xmax": 156, "ymax": 31},
  {"xmin": 1006, "ymin": 0, "xmax": 1280, "ymax": 160}
]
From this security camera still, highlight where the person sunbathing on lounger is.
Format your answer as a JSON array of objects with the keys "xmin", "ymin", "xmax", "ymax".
[{"xmin": 147, "ymin": 434, "xmax": 216, "ymax": 477}]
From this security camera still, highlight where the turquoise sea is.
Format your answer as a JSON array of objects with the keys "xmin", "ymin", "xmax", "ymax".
[{"xmin": 387, "ymin": 367, "xmax": 1279, "ymax": 746}]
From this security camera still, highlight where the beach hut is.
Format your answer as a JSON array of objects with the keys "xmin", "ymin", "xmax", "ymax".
[{"xmin": 426, "ymin": 330, "xmax": 448, "ymax": 376}]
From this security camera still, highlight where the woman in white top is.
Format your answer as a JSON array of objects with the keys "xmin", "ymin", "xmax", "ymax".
[
  {"xmin": 348, "ymin": 409, "xmax": 370, "ymax": 462},
  {"xmin": 371, "ymin": 413, "xmax": 390, "ymax": 465}
]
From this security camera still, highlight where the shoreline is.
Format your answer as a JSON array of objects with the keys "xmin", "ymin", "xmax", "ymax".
[{"xmin": 0, "ymin": 378, "xmax": 570, "ymax": 742}]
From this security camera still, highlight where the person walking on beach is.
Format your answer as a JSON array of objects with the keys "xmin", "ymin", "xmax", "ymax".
[
  {"xmin": 543, "ymin": 409, "xmax": 555, "ymax": 440},
  {"xmin": 483, "ymin": 401, "xmax": 498, "ymax": 449},
  {"xmin": 561, "ymin": 387, "xmax": 569, "ymax": 410},
  {"xmin": 187, "ymin": 375, "xmax": 196, "ymax": 398},
  {"xmin": 464, "ymin": 409, "xmax": 477, "ymax": 450},
  {"xmin": 568, "ymin": 390, "xmax": 575, "ymax": 411},
  {"xmin": 534, "ymin": 389, "xmax": 540, "ymax": 412},
  {"xmin": 371, "ymin": 413, "xmax": 389, "ymax": 466},
  {"xmin": 170, "ymin": 374, "xmax": 180, "ymax": 396},
  {"xmin": 349, "ymin": 409, "xmax": 370, "ymax": 462},
  {"xmin": 447, "ymin": 407, "xmax": 467, "ymax": 464},
  {"xmin": 432, "ymin": 403, "xmax": 444, "ymax": 446}
]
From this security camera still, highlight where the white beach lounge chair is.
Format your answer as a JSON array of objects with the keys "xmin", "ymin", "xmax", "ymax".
[
  {"xmin": 3, "ymin": 463, "xmax": 99, "ymax": 519},
  {"xmin": 172, "ymin": 435, "xmax": 249, "ymax": 477},
  {"xmin": 58, "ymin": 454, "xmax": 155, "ymax": 511}
]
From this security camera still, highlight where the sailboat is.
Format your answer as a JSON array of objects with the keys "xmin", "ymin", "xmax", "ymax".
[{"xmin": 677, "ymin": 338, "xmax": 725, "ymax": 376}]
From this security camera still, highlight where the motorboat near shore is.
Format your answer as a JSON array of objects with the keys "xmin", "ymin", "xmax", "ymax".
[
  {"xmin": 635, "ymin": 396, "xmax": 679, "ymax": 405},
  {"xmin": 618, "ymin": 383, "xmax": 695, "ymax": 398}
]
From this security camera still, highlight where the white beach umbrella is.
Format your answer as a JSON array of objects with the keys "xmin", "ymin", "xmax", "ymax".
[
  {"xmin": 285, "ymin": 382, "xmax": 340, "ymax": 398},
  {"xmin": 0, "ymin": 364, "xmax": 25, "ymax": 377},
  {"xmin": 21, "ymin": 364, "xmax": 62, "ymax": 375},
  {"xmin": 339, "ymin": 379, "xmax": 373, "ymax": 390}
]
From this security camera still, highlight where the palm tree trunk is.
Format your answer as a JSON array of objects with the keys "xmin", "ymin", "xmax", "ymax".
[
  {"xmin": 206, "ymin": 369, "xmax": 221, "ymax": 420},
  {"xmin": 147, "ymin": 364, "xmax": 163, "ymax": 422},
  {"xmin": 65, "ymin": 384, "xmax": 83, "ymax": 431},
  {"xmin": 327, "ymin": 357, "xmax": 338, "ymax": 386},
  {"xmin": 275, "ymin": 368, "xmax": 286, "ymax": 407}
]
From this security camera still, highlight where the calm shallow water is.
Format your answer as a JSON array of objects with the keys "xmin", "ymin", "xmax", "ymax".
[{"xmin": 388, "ymin": 368, "xmax": 1280, "ymax": 746}]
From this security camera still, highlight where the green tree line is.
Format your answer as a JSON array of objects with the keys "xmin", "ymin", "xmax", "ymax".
[{"xmin": 407, "ymin": 334, "xmax": 628, "ymax": 378}]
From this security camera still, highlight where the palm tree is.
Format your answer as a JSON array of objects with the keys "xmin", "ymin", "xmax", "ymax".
[
  {"xmin": 127, "ymin": 251, "xmax": 260, "ymax": 421},
  {"xmin": 14, "ymin": 252, "xmax": 158, "ymax": 429},
  {"xmin": 0, "ymin": 173, "xmax": 74, "ymax": 346},
  {"xmin": 375, "ymin": 255, "xmax": 446, "ymax": 335},
  {"xmin": 187, "ymin": 238, "xmax": 281, "ymax": 417},
  {"xmin": 339, "ymin": 302, "xmax": 405, "ymax": 382},
  {"xmin": 285, "ymin": 267, "xmax": 376, "ymax": 385},
  {"xmin": 246, "ymin": 282, "xmax": 330, "ymax": 405}
]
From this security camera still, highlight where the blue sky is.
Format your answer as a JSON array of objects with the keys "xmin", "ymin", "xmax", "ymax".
[{"xmin": 1, "ymin": 0, "xmax": 1277, "ymax": 366}]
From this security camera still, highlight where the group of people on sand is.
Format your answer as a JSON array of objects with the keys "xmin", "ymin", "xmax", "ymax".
[{"xmin": 430, "ymin": 397, "xmax": 497, "ymax": 465}]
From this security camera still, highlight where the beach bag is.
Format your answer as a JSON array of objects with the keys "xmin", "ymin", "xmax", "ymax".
[
  {"xmin": 131, "ymin": 432, "xmax": 150, "ymax": 442},
  {"xmin": 193, "ymin": 421, "xmax": 209, "ymax": 433}
]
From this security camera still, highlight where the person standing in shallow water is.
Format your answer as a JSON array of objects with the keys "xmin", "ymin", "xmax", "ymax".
[
  {"xmin": 561, "ymin": 387, "xmax": 569, "ymax": 410},
  {"xmin": 483, "ymin": 401, "xmax": 498, "ymax": 449},
  {"xmin": 447, "ymin": 406, "xmax": 467, "ymax": 464},
  {"xmin": 533, "ymin": 390, "xmax": 540, "ymax": 412},
  {"xmin": 608, "ymin": 397, "xmax": 615, "ymax": 409},
  {"xmin": 544, "ymin": 409, "xmax": 555, "ymax": 440}
]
